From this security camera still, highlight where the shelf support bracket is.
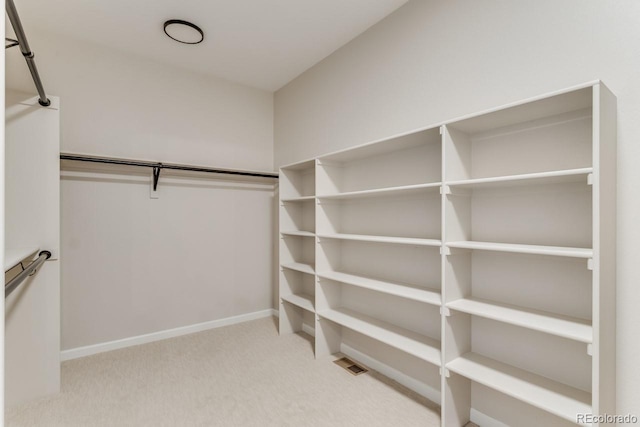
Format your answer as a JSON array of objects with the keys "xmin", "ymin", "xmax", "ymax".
[
  {"xmin": 587, "ymin": 343, "xmax": 593, "ymax": 356},
  {"xmin": 587, "ymin": 173, "xmax": 594, "ymax": 185},
  {"xmin": 440, "ymin": 307, "xmax": 451, "ymax": 317},
  {"xmin": 440, "ymin": 367, "xmax": 450, "ymax": 378},
  {"xmin": 442, "ymin": 185, "xmax": 471, "ymax": 197},
  {"xmin": 587, "ymin": 258, "xmax": 594, "ymax": 271},
  {"xmin": 440, "ymin": 246, "xmax": 451, "ymax": 256}
]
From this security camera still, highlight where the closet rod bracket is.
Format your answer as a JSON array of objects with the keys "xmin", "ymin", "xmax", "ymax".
[{"xmin": 152, "ymin": 165, "xmax": 162, "ymax": 192}]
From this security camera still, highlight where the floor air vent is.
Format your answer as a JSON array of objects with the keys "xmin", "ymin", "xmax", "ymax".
[{"xmin": 333, "ymin": 357, "xmax": 368, "ymax": 376}]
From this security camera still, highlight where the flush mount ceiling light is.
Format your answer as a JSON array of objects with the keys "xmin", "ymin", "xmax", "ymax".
[{"xmin": 163, "ymin": 19, "xmax": 204, "ymax": 44}]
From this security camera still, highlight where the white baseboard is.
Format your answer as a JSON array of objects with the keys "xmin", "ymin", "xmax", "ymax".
[
  {"xmin": 302, "ymin": 322, "xmax": 315, "ymax": 336},
  {"xmin": 61, "ymin": 309, "xmax": 277, "ymax": 361},
  {"xmin": 470, "ymin": 408, "xmax": 509, "ymax": 427},
  {"xmin": 340, "ymin": 343, "xmax": 441, "ymax": 406}
]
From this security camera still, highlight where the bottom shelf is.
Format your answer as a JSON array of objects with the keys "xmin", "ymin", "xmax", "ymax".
[
  {"xmin": 318, "ymin": 308, "xmax": 441, "ymax": 366},
  {"xmin": 446, "ymin": 352, "xmax": 591, "ymax": 425},
  {"xmin": 281, "ymin": 293, "xmax": 314, "ymax": 312}
]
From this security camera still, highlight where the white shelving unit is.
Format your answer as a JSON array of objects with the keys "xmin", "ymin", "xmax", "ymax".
[
  {"xmin": 279, "ymin": 160, "xmax": 317, "ymax": 335},
  {"xmin": 278, "ymin": 81, "xmax": 616, "ymax": 427}
]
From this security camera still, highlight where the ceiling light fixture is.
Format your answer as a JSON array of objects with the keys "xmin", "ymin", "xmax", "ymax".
[{"xmin": 163, "ymin": 19, "xmax": 204, "ymax": 45}]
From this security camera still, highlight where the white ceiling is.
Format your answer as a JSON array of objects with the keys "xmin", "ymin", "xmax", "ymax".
[{"xmin": 9, "ymin": 0, "xmax": 408, "ymax": 91}]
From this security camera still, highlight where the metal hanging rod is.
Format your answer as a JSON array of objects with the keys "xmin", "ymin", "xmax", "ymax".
[
  {"xmin": 5, "ymin": 251, "xmax": 51, "ymax": 298},
  {"xmin": 61, "ymin": 153, "xmax": 278, "ymax": 190},
  {"xmin": 6, "ymin": 0, "xmax": 50, "ymax": 107}
]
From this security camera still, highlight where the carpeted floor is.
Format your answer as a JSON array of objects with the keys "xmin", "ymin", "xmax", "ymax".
[{"xmin": 6, "ymin": 317, "xmax": 441, "ymax": 426}]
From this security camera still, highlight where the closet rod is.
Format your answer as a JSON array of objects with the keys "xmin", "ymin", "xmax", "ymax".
[
  {"xmin": 5, "ymin": 251, "xmax": 51, "ymax": 298},
  {"xmin": 60, "ymin": 153, "xmax": 279, "ymax": 180},
  {"xmin": 6, "ymin": 0, "xmax": 50, "ymax": 107}
]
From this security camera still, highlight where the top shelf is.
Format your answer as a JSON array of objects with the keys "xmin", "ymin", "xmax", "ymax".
[
  {"xmin": 448, "ymin": 86, "xmax": 592, "ymax": 135},
  {"xmin": 318, "ymin": 127, "xmax": 441, "ymax": 164},
  {"xmin": 280, "ymin": 159, "xmax": 315, "ymax": 171}
]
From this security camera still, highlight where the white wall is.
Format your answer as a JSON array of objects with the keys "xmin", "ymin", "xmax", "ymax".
[
  {"xmin": 275, "ymin": 0, "xmax": 640, "ymax": 417},
  {"xmin": 59, "ymin": 169, "xmax": 275, "ymax": 350},
  {"xmin": 6, "ymin": 32, "xmax": 276, "ymax": 351},
  {"xmin": 5, "ymin": 91, "xmax": 61, "ymax": 406}
]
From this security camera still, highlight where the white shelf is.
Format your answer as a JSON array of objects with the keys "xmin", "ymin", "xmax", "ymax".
[
  {"xmin": 281, "ymin": 230, "xmax": 315, "ymax": 237},
  {"xmin": 446, "ymin": 297, "xmax": 592, "ymax": 343},
  {"xmin": 281, "ymin": 195, "xmax": 315, "ymax": 202},
  {"xmin": 317, "ymin": 182, "xmax": 440, "ymax": 200},
  {"xmin": 280, "ymin": 159, "xmax": 315, "ymax": 171},
  {"xmin": 318, "ymin": 271, "xmax": 441, "ymax": 306},
  {"xmin": 318, "ymin": 128, "xmax": 440, "ymax": 163},
  {"xmin": 281, "ymin": 262, "xmax": 315, "ymax": 275},
  {"xmin": 318, "ymin": 308, "xmax": 441, "ymax": 365},
  {"xmin": 4, "ymin": 247, "xmax": 39, "ymax": 272},
  {"xmin": 317, "ymin": 233, "xmax": 441, "ymax": 247},
  {"xmin": 446, "ymin": 241, "xmax": 593, "ymax": 259},
  {"xmin": 281, "ymin": 293, "xmax": 314, "ymax": 312},
  {"xmin": 446, "ymin": 167, "xmax": 593, "ymax": 189},
  {"xmin": 446, "ymin": 353, "xmax": 592, "ymax": 425}
]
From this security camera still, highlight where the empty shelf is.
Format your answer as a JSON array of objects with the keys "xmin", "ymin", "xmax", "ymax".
[
  {"xmin": 281, "ymin": 230, "xmax": 315, "ymax": 237},
  {"xmin": 317, "ymin": 233, "xmax": 441, "ymax": 247},
  {"xmin": 281, "ymin": 262, "xmax": 315, "ymax": 275},
  {"xmin": 446, "ymin": 297, "xmax": 592, "ymax": 343},
  {"xmin": 318, "ymin": 271, "xmax": 441, "ymax": 306},
  {"xmin": 281, "ymin": 293, "xmax": 314, "ymax": 312},
  {"xmin": 446, "ymin": 353, "xmax": 592, "ymax": 425},
  {"xmin": 317, "ymin": 182, "xmax": 441, "ymax": 200},
  {"xmin": 281, "ymin": 195, "xmax": 315, "ymax": 202},
  {"xmin": 446, "ymin": 168, "xmax": 593, "ymax": 189},
  {"xmin": 5, "ymin": 247, "xmax": 39, "ymax": 272},
  {"xmin": 318, "ymin": 308, "xmax": 441, "ymax": 365},
  {"xmin": 446, "ymin": 241, "xmax": 593, "ymax": 258}
]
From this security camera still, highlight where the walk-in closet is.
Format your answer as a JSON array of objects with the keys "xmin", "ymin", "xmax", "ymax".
[{"xmin": 4, "ymin": 1, "xmax": 638, "ymax": 426}]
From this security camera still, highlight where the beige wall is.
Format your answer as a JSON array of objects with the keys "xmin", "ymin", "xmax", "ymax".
[
  {"xmin": 275, "ymin": 0, "xmax": 640, "ymax": 415},
  {"xmin": 6, "ymin": 33, "xmax": 276, "ymax": 351}
]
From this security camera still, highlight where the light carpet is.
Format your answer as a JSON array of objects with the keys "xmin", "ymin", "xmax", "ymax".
[{"xmin": 6, "ymin": 317, "xmax": 441, "ymax": 426}]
